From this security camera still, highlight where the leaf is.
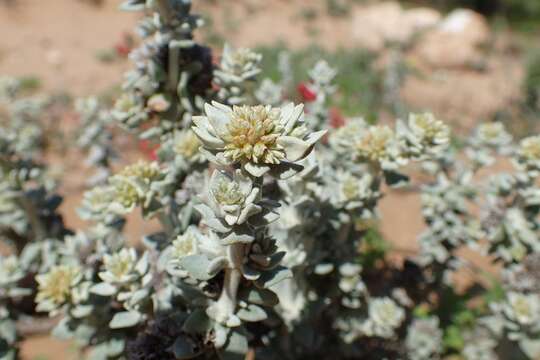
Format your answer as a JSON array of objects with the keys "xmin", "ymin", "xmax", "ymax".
[
  {"xmin": 71, "ymin": 304, "xmax": 94, "ymax": 318},
  {"xmin": 383, "ymin": 170, "xmax": 409, "ymax": 188},
  {"xmin": 106, "ymin": 338, "xmax": 125, "ymax": 357},
  {"xmin": 51, "ymin": 318, "xmax": 74, "ymax": 340},
  {"xmin": 182, "ymin": 310, "xmax": 212, "ymax": 334},
  {"xmin": 237, "ymin": 304, "xmax": 267, "ymax": 322},
  {"xmin": 179, "ymin": 255, "xmax": 213, "ymax": 280},
  {"xmin": 173, "ymin": 336, "xmax": 199, "ymax": 359},
  {"xmin": 109, "ymin": 311, "xmax": 142, "ymax": 329},
  {"xmin": 520, "ymin": 338, "xmax": 540, "ymax": 359},
  {"xmin": 142, "ymin": 232, "xmax": 168, "ymax": 250},
  {"xmin": 220, "ymin": 328, "xmax": 248, "ymax": 360},
  {"xmin": 255, "ymin": 266, "xmax": 292, "ymax": 289},
  {"xmin": 239, "ymin": 288, "xmax": 279, "ymax": 307},
  {"xmin": 221, "ymin": 229, "xmax": 254, "ymax": 245},
  {"xmin": 90, "ymin": 282, "xmax": 117, "ymax": 297},
  {"xmin": 443, "ymin": 325, "xmax": 464, "ymax": 351}
]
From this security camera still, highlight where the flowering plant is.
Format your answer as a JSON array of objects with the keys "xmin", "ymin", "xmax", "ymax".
[{"xmin": 2, "ymin": 1, "xmax": 540, "ymax": 360}]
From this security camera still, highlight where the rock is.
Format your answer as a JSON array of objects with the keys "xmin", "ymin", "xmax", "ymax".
[
  {"xmin": 350, "ymin": 2, "xmax": 441, "ymax": 52},
  {"xmin": 413, "ymin": 9, "xmax": 490, "ymax": 69}
]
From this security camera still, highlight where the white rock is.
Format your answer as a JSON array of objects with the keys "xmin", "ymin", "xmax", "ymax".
[
  {"xmin": 350, "ymin": 1, "xmax": 441, "ymax": 52},
  {"xmin": 414, "ymin": 9, "xmax": 490, "ymax": 68}
]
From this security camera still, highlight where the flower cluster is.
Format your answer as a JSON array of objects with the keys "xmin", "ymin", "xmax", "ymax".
[{"xmin": 6, "ymin": 3, "xmax": 540, "ymax": 360}]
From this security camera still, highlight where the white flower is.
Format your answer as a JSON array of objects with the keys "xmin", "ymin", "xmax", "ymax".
[
  {"xmin": 400, "ymin": 113, "xmax": 450, "ymax": 158},
  {"xmin": 474, "ymin": 122, "xmax": 512, "ymax": 147},
  {"xmin": 79, "ymin": 185, "xmax": 116, "ymax": 221},
  {"xmin": 405, "ymin": 317, "xmax": 442, "ymax": 360},
  {"xmin": 462, "ymin": 326, "xmax": 499, "ymax": 360},
  {"xmin": 99, "ymin": 248, "xmax": 139, "ymax": 285},
  {"xmin": 309, "ymin": 60, "xmax": 337, "ymax": 86},
  {"xmin": 354, "ymin": 125, "xmax": 405, "ymax": 169},
  {"xmin": 170, "ymin": 228, "xmax": 200, "ymax": 259},
  {"xmin": 334, "ymin": 171, "xmax": 378, "ymax": 210},
  {"xmin": 255, "ymin": 78, "xmax": 283, "ymax": 106},
  {"xmin": 192, "ymin": 101, "xmax": 326, "ymax": 178},
  {"xmin": 0, "ymin": 255, "xmax": 25, "ymax": 287},
  {"xmin": 328, "ymin": 117, "xmax": 367, "ymax": 154},
  {"xmin": 205, "ymin": 169, "xmax": 262, "ymax": 227},
  {"xmin": 172, "ymin": 129, "xmax": 205, "ymax": 164},
  {"xmin": 503, "ymin": 292, "xmax": 540, "ymax": 327},
  {"xmin": 107, "ymin": 161, "xmax": 162, "ymax": 215},
  {"xmin": 218, "ymin": 44, "xmax": 261, "ymax": 81},
  {"xmin": 516, "ymin": 135, "xmax": 540, "ymax": 175},
  {"xmin": 463, "ymin": 337, "xmax": 498, "ymax": 360},
  {"xmin": 36, "ymin": 265, "xmax": 82, "ymax": 313},
  {"xmin": 362, "ymin": 297, "xmax": 405, "ymax": 338}
]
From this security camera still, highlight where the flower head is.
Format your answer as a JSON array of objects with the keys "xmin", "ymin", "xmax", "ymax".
[
  {"xmin": 36, "ymin": 265, "xmax": 82, "ymax": 312},
  {"xmin": 361, "ymin": 297, "xmax": 405, "ymax": 338},
  {"xmin": 173, "ymin": 129, "xmax": 203, "ymax": 161},
  {"xmin": 354, "ymin": 125, "xmax": 405, "ymax": 169},
  {"xmin": 255, "ymin": 78, "xmax": 283, "ymax": 106},
  {"xmin": 475, "ymin": 122, "xmax": 512, "ymax": 147},
  {"xmin": 516, "ymin": 135, "xmax": 540, "ymax": 175},
  {"xmin": 401, "ymin": 113, "xmax": 450, "ymax": 158},
  {"xmin": 192, "ymin": 101, "xmax": 326, "ymax": 178},
  {"xmin": 99, "ymin": 248, "xmax": 139, "ymax": 285},
  {"xmin": 171, "ymin": 230, "xmax": 199, "ymax": 259},
  {"xmin": 405, "ymin": 317, "xmax": 442, "ymax": 360},
  {"xmin": 107, "ymin": 161, "xmax": 163, "ymax": 215},
  {"xmin": 204, "ymin": 169, "xmax": 262, "ymax": 227},
  {"xmin": 334, "ymin": 171, "xmax": 378, "ymax": 210},
  {"xmin": 119, "ymin": 160, "xmax": 161, "ymax": 180},
  {"xmin": 308, "ymin": 60, "xmax": 337, "ymax": 86},
  {"xmin": 0, "ymin": 255, "xmax": 25, "ymax": 287},
  {"xmin": 219, "ymin": 44, "xmax": 262, "ymax": 80},
  {"xmin": 503, "ymin": 292, "xmax": 540, "ymax": 326}
]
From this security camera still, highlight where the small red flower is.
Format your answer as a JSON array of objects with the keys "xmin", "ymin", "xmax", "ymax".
[
  {"xmin": 115, "ymin": 32, "xmax": 134, "ymax": 58},
  {"xmin": 297, "ymin": 82, "xmax": 317, "ymax": 102},
  {"xmin": 138, "ymin": 140, "xmax": 159, "ymax": 161}
]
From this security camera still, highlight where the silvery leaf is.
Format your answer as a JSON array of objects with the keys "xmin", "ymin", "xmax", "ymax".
[
  {"xmin": 220, "ymin": 328, "xmax": 248, "ymax": 360},
  {"xmin": 183, "ymin": 309, "xmax": 212, "ymax": 334},
  {"xmin": 90, "ymin": 282, "xmax": 117, "ymax": 297},
  {"xmin": 239, "ymin": 288, "xmax": 279, "ymax": 307},
  {"xmin": 179, "ymin": 255, "xmax": 213, "ymax": 281},
  {"xmin": 237, "ymin": 304, "xmax": 267, "ymax": 322},
  {"xmin": 71, "ymin": 304, "xmax": 94, "ymax": 319},
  {"xmin": 109, "ymin": 311, "xmax": 142, "ymax": 329},
  {"xmin": 255, "ymin": 266, "xmax": 292, "ymax": 289},
  {"xmin": 173, "ymin": 336, "xmax": 199, "ymax": 359}
]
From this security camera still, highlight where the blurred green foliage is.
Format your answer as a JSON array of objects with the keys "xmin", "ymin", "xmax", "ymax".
[
  {"xmin": 525, "ymin": 49, "xmax": 540, "ymax": 112},
  {"xmin": 256, "ymin": 45, "xmax": 383, "ymax": 121}
]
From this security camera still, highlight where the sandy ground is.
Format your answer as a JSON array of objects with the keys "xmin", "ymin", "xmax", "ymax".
[{"xmin": 0, "ymin": 0, "xmax": 524, "ymax": 358}]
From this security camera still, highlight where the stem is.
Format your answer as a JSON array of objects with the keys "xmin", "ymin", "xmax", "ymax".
[
  {"xmin": 154, "ymin": 0, "xmax": 174, "ymax": 24},
  {"xmin": 213, "ymin": 243, "xmax": 244, "ymax": 322},
  {"xmin": 18, "ymin": 195, "xmax": 46, "ymax": 242}
]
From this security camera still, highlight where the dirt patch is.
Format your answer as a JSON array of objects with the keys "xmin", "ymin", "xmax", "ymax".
[{"xmin": 0, "ymin": 0, "xmax": 138, "ymax": 95}]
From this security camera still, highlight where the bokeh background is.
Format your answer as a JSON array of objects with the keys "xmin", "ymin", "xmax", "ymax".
[{"xmin": 1, "ymin": 0, "xmax": 539, "ymax": 358}]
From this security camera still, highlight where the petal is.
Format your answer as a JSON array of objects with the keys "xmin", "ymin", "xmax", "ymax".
[
  {"xmin": 281, "ymin": 103, "xmax": 304, "ymax": 134},
  {"xmin": 192, "ymin": 123, "xmax": 225, "ymax": 149},
  {"xmin": 304, "ymin": 129, "xmax": 328, "ymax": 146},
  {"xmin": 204, "ymin": 102, "xmax": 231, "ymax": 136}
]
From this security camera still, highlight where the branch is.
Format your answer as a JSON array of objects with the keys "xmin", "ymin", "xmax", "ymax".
[{"xmin": 16, "ymin": 316, "xmax": 59, "ymax": 336}]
